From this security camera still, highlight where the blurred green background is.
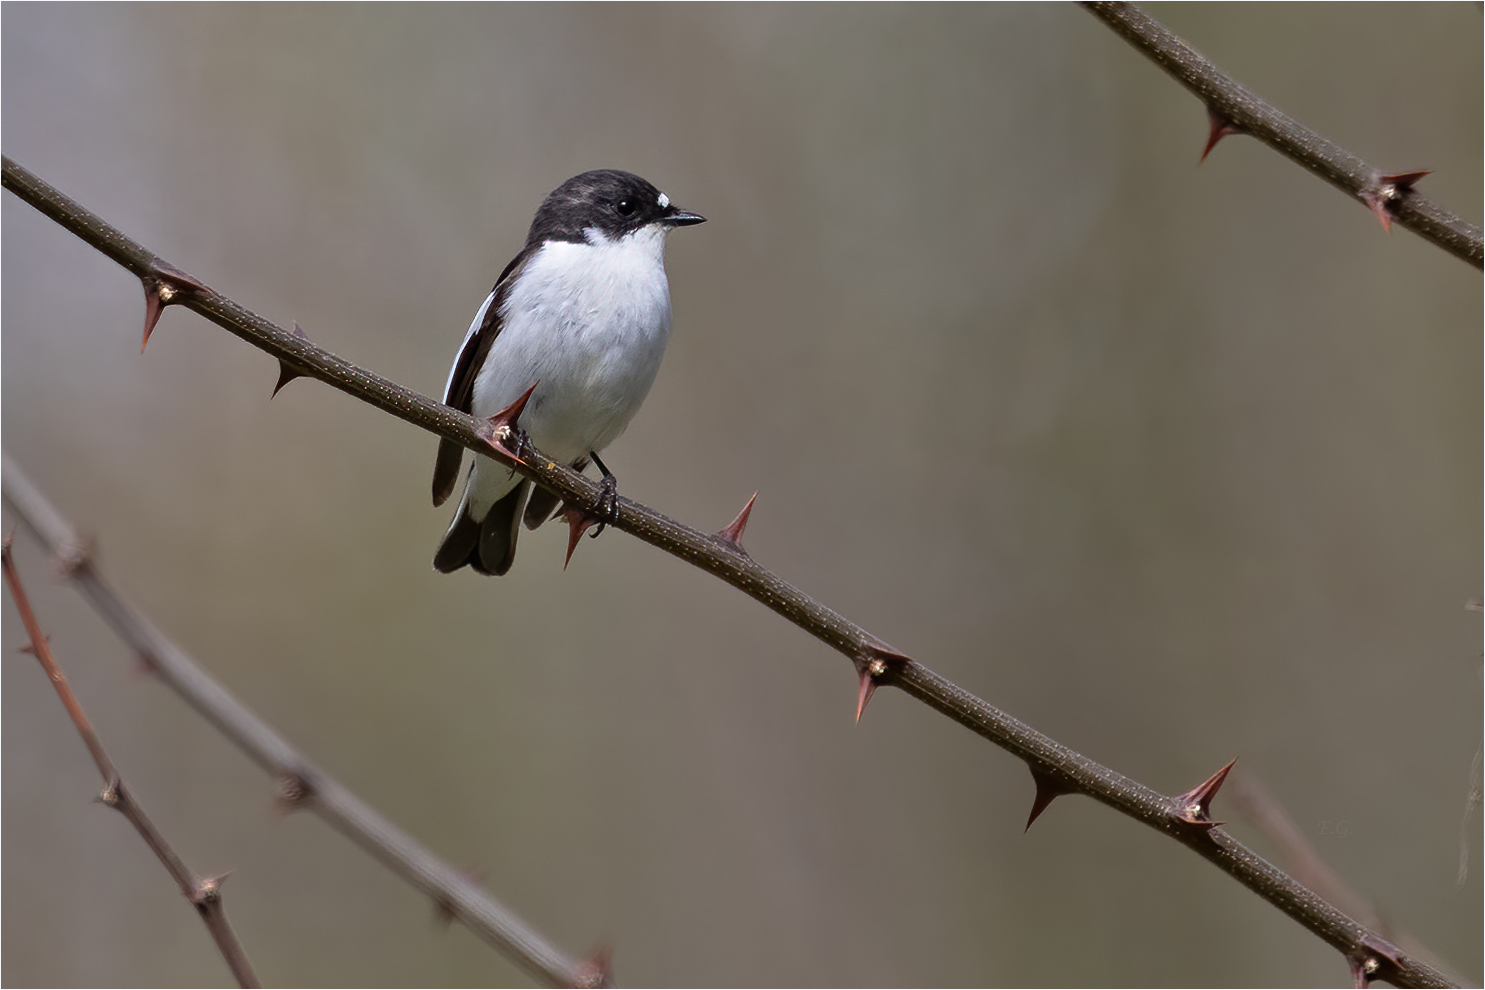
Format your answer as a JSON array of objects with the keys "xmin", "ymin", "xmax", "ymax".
[{"xmin": 4, "ymin": 4, "xmax": 1480, "ymax": 986}]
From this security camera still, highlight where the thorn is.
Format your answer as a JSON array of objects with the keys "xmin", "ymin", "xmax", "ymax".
[
  {"xmin": 1200, "ymin": 107, "xmax": 1243, "ymax": 163},
  {"xmin": 855, "ymin": 661, "xmax": 881, "ymax": 722},
  {"xmin": 134, "ymin": 649, "xmax": 161, "ymax": 677},
  {"xmin": 272, "ymin": 771, "xmax": 315, "ymax": 816},
  {"xmin": 569, "ymin": 945, "xmax": 615, "ymax": 989},
  {"xmin": 139, "ymin": 265, "xmax": 206, "ymax": 352},
  {"xmin": 1025, "ymin": 768, "xmax": 1073, "ymax": 832},
  {"xmin": 127, "ymin": 649, "xmax": 162, "ymax": 681},
  {"xmin": 562, "ymin": 507, "xmax": 601, "ymax": 569},
  {"xmin": 192, "ymin": 871, "xmax": 232, "ymax": 907},
  {"xmin": 141, "ymin": 283, "xmax": 165, "ymax": 352},
  {"xmin": 853, "ymin": 639, "xmax": 914, "ymax": 722},
  {"xmin": 862, "ymin": 639, "xmax": 914, "ymax": 668},
  {"xmin": 1358, "ymin": 170, "xmax": 1431, "ymax": 232},
  {"xmin": 433, "ymin": 865, "xmax": 487, "ymax": 927},
  {"xmin": 1172, "ymin": 757, "xmax": 1237, "ymax": 827},
  {"xmin": 272, "ymin": 323, "xmax": 311, "ymax": 398},
  {"xmin": 51, "ymin": 535, "xmax": 95, "ymax": 580},
  {"xmin": 482, "ymin": 382, "xmax": 539, "ymax": 464},
  {"xmin": 17, "ymin": 634, "xmax": 49, "ymax": 656},
  {"xmin": 1347, "ymin": 936, "xmax": 1402, "ymax": 988},
  {"xmin": 712, "ymin": 493, "xmax": 757, "ymax": 553}
]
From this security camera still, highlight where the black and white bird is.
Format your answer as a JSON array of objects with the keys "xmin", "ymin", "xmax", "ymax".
[{"xmin": 432, "ymin": 169, "xmax": 705, "ymax": 575}]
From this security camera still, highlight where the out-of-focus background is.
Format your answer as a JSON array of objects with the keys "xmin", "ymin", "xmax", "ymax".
[{"xmin": 3, "ymin": 5, "xmax": 1479, "ymax": 986}]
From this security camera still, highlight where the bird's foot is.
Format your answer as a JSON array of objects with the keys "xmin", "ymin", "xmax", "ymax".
[{"xmin": 590, "ymin": 472, "xmax": 618, "ymax": 539}]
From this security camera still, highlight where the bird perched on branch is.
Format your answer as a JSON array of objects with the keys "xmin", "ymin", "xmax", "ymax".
[{"xmin": 432, "ymin": 169, "xmax": 705, "ymax": 575}]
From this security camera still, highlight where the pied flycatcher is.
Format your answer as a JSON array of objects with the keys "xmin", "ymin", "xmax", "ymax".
[{"xmin": 432, "ymin": 169, "xmax": 705, "ymax": 575}]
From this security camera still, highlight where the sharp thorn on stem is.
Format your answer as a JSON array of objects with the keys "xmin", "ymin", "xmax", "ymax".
[
  {"xmin": 713, "ymin": 493, "xmax": 758, "ymax": 553},
  {"xmin": 1200, "ymin": 107, "xmax": 1243, "ymax": 163},
  {"xmin": 1025, "ymin": 768, "xmax": 1073, "ymax": 832},
  {"xmin": 1172, "ymin": 758, "xmax": 1238, "ymax": 827},
  {"xmin": 271, "ymin": 323, "xmax": 312, "ymax": 397}
]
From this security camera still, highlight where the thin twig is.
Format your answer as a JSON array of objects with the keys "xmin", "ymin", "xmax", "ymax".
[
  {"xmin": 1, "ymin": 539, "xmax": 260, "ymax": 988},
  {"xmin": 0, "ymin": 458, "xmax": 601, "ymax": 989},
  {"xmin": 0, "ymin": 156, "xmax": 1458, "ymax": 987},
  {"xmin": 1081, "ymin": 2, "xmax": 1483, "ymax": 270}
]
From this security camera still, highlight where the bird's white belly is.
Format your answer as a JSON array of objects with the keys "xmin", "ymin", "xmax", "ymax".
[{"xmin": 465, "ymin": 233, "xmax": 673, "ymax": 514}]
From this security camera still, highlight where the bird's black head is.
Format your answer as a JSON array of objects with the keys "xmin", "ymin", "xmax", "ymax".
[{"xmin": 526, "ymin": 169, "xmax": 705, "ymax": 246}]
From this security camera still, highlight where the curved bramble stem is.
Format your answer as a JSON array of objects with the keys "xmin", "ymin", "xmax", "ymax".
[
  {"xmin": 2, "ymin": 156, "xmax": 1461, "ymax": 986},
  {"xmin": 1081, "ymin": 2, "xmax": 1482, "ymax": 270}
]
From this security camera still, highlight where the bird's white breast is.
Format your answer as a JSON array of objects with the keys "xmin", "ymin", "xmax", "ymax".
[{"xmin": 470, "ymin": 225, "xmax": 674, "ymax": 468}]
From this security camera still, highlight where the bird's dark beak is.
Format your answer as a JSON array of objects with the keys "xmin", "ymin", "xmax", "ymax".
[{"xmin": 663, "ymin": 206, "xmax": 706, "ymax": 227}]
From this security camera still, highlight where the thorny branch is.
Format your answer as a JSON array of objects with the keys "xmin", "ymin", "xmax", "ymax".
[
  {"xmin": 1, "ymin": 539, "xmax": 260, "ymax": 988},
  {"xmin": 1081, "ymin": 2, "xmax": 1483, "ymax": 270},
  {"xmin": 0, "ymin": 459, "xmax": 604, "ymax": 990},
  {"xmin": 2, "ymin": 156, "xmax": 1460, "ymax": 987}
]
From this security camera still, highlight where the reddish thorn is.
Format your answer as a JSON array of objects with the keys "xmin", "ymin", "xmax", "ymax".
[
  {"xmin": 1200, "ymin": 107, "xmax": 1243, "ymax": 163},
  {"xmin": 1383, "ymin": 170, "xmax": 1431, "ymax": 192},
  {"xmin": 1346, "ymin": 936, "xmax": 1403, "ymax": 988},
  {"xmin": 17, "ymin": 634, "xmax": 49, "ymax": 657},
  {"xmin": 141, "ymin": 283, "xmax": 164, "ymax": 352},
  {"xmin": 139, "ymin": 265, "xmax": 207, "ymax": 352},
  {"xmin": 1361, "ymin": 188, "xmax": 1393, "ymax": 232},
  {"xmin": 855, "ymin": 662, "xmax": 880, "ymax": 723},
  {"xmin": 569, "ymin": 945, "xmax": 615, "ymax": 989},
  {"xmin": 1025, "ymin": 768, "xmax": 1072, "ymax": 832},
  {"xmin": 562, "ymin": 507, "xmax": 600, "ymax": 570},
  {"xmin": 1173, "ymin": 757, "xmax": 1237, "ymax": 826},
  {"xmin": 853, "ymin": 640, "xmax": 912, "ymax": 722},
  {"xmin": 861, "ymin": 638, "xmax": 914, "ymax": 669},
  {"xmin": 483, "ymin": 382, "xmax": 540, "ymax": 463},
  {"xmin": 713, "ymin": 492, "xmax": 757, "ymax": 552},
  {"xmin": 1359, "ymin": 170, "xmax": 1431, "ymax": 232}
]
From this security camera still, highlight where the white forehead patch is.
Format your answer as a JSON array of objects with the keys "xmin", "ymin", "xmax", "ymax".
[{"xmin": 658, "ymin": 192, "xmax": 670, "ymax": 208}]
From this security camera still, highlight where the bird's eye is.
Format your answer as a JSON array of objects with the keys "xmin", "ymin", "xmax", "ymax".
[{"xmin": 615, "ymin": 199, "xmax": 636, "ymax": 217}]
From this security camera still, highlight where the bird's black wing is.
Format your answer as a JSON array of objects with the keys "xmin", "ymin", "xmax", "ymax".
[{"xmin": 431, "ymin": 248, "xmax": 532, "ymax": 506}]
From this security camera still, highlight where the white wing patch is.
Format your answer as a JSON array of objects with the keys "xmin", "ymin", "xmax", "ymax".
[{"xmin": 444, "ymin": 289, "xmax": 496, "ymax": 402}]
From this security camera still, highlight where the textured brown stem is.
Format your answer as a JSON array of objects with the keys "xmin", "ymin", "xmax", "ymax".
[
  {"xmin": 1, "ymin": 155, "xmax": 1460, "ymax": 986},
  {"xmin": 1082, "ymin": 2, "xmax": 1482, "ymax": 269}
]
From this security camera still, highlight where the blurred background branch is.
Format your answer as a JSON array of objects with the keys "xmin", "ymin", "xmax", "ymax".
[
  {"xmin": 1, "ymin": 456, "xmax": 596, "ymax": 989},
  {"xmin": 1, "ymin": 540, "xmax": 260, "ymax": 988}
]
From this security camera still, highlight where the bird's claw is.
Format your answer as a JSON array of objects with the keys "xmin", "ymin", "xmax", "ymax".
[{"xmin": 590, "ymin": 473, "xmax": 619, "ymax": 538}]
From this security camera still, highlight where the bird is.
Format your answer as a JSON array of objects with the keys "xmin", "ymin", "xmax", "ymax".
[{"xmin": 432, "ymin": 169, "xmax": 705, "ymax": 575}]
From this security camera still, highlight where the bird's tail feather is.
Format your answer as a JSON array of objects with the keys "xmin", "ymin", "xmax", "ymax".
[
  {"xmin": 523, "ymin": 486, "xmax": 563, "ymax": 530},
  {"xmin": 433, "ymin": 480, "xmax": 531, "ymax": 576}
]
